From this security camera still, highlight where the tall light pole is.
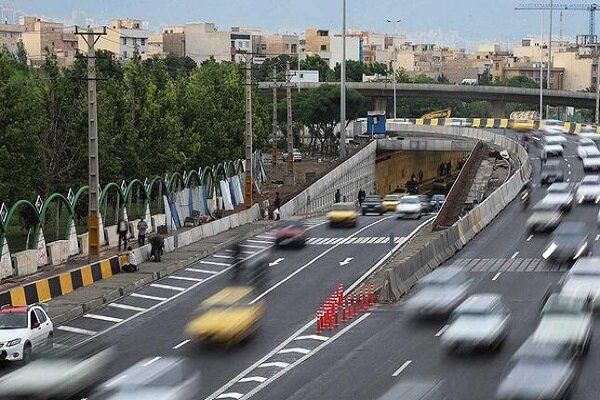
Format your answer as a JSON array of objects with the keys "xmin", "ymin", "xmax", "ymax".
[
  {"xmin": 547, "ymin": 0, "xmax": 553, "ymax": 118},
  {"xmin": 244, "ymin": 56, "xmax": 253, "ymax": 208},
  {"xmin": 539, "ymin": 10, "xmax": 544, "ymax": 119},
  {"xmin": 386, "ymin": 19, "xmax": 401, "ymax": 119},
  {"xmin": 340, "ymin": 0, "xmax": 347, "ymax": 158}
]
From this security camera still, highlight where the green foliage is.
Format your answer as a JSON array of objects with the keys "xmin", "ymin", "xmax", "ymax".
[
  {"xmin": 493, "ymin": 75, "xmax": 538, "ymax": 89},
  {"xmin": 299, "ymin": 54, "xmax": 334, "ymax": 82}
]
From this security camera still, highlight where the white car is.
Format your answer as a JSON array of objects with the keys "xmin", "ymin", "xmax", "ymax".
[
  {"xmin": 583, "ymin": 153, "xmax": 600, "ymax": 172},
  {"xmin": 0, "ymin": 304, "xmax": 53, "ymax": 362},
  {"xmin": 561, "ymin": 257, "xmax": 600, "ymax": 310},
  {"xmin": 542, "ymin": 120, "xmax": 566, "ymax": 136},
  {"xmin": 395, "ymin": 195, "xmax": 423, "ymax": 219},
  {"xmin": 441, "ymin": 294, "xmax": 510, "ymax": 352},
  {"xmin": 576, "ymin": 175, "xmax": 600, "ymax": 203},
  {"xmin": 540, "ymin": 183, "xmax": 574, "ymax": 211},
  {"xmin": 542, "ymin": 143, "xmax": 564, "ymax": 158},
  {"xmin": 577, "ymin": 139, "xmax": 599, "ymax": 159}
]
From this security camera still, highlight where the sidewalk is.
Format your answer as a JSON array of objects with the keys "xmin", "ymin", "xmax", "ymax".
[{"xmin": 37, "ymin": 220, "xmax": 273, "ymax": 325}]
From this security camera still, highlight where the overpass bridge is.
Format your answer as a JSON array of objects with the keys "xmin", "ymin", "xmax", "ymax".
[{"xmin": 258, "ymin": 81, "xmax": 597, "ymax": 117}]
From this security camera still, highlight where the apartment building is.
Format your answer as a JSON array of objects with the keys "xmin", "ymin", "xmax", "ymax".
[
  {"xmin": 330, "ymin": 35, "xmax": 362, "ymax": 68},
  {"xmin": 302, "ymin": 28, "xmax": 331, "ymax": 63},
  {"xmin": 0, "ymin": 22, "xmax": 24, "ymax": 54},
  {"xmin": 162, "ymin": 26, "xmax": 185, "ymax": 57},
  {"xmin": 254, "ymin": 33, "xmax": 298, "ymax": 56},
  {"xmin": 80, "ymin": 19, "xmax": 150, "ymax": 61},
  {"xmin": 20, "ymin": 17, "xmax": 78, "ymax": 66},
  {"xmin": 184, "ymin": 22, "xmax": 230, "ymax": 64}
]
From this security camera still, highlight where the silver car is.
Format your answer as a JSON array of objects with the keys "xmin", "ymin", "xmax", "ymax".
[
  {"xmin": 561, "ymin": 257, "xmax": 600, "ymax": 310},
  {"xmin": 441, "ymin": 294, "xmax": 510, "ymax": 352},
  {"xmin": 540, "ymin": 183, "xmax": 573, "ymax": 211},
  {"xmin": 404, "ymin": 267, "xmax": 471, "ymax": 318},
  {"xmin": 526, "ymin": 201, "xmax": 562, "ymax": 233},
  {"xmin": 576, "ymin": 175, "xmax": 600, "ymax": 203}
]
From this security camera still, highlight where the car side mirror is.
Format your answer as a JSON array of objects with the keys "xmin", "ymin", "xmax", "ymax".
[{"xmin": 32, "ymin": 322, "xmax": 40, "ymax": 329}]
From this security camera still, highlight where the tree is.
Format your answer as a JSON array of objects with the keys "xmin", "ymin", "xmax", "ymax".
[
  {"xmin": 493, "ymin": 75, "xmax": 538, "ymax": 88},
  {"xmin": 299, "ymin": 54, "xmax": 334, "ymax": 82}
]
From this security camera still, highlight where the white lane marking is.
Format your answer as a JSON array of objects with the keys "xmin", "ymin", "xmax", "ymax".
[
  {"xmin": 217, "ymin": 394, "xmax": 244, "ymax": 400},
  {"xmin": 339, "ymin": 257, "xmax": 353, "ymax": 266},
  {"xmin": 247, "ymin": 239, "xmax": 273, "ymax": 244},
  {"xmin": 199, "ymin": 260, "xmax": 232, "ymax": 267},
  {"xmin": 527, "ymin": 234, "xmax": 534, "ymax": 241},
  {"xmin": 323, "ymin": 238, "xmax": 337, "ymax": 245},
  {"xmin": 511, "ymin": 251, "xmax": 519, "ymax": 259},
  {"xmin": 568, "ymin": 171, "xmax": 572, "ymax": 175},
  {"xmin": 186, "ymin": 268, "xmax": 218, "ymax": 274},
  {"xmin": 108, "ymin": 303, "xmax": 146, "ymax": 312},
  {"xmin": 306, "ymin": 238, "xmax": 318, "ymax": 244},
  {"xmin": 168, "ymin": 275, "xmax": 204, "ymax": 282},
  {"xmin": 84, "ymin": 314, "xmax": 123, "ymax": 323},
  {"xmin": 150, "ymin": 283, "xmax": 186, "ymax": 292},
  {"xmin": 278, "ymin": 347, "xmax": 311, "ymax": 355},
  {"xmin": 567, "ymin": 178, "xmax": 571, "ymax": 182},
  {"xmin": 105, "ymin": 374, "xmax": 128, "ymax": 387},
  {"xmin": 392, "ymin": 360, "xmax": 413, "ymax": 377},
  {"xmin": 294, "ymin": 335, "xmax": 329, "ymax": 341},
  {"xmin": 142, "ymin": 356, "xmax": 162, "ymax": 367},
  {"xmin": 241, "ymin": 250, "xmax": 255, "ymax": 254},
  {"xmin": 596, "ymin": 234, "xmax": 600, "ymax": 241},
  {"xmin": 367, "ymin": 237, "xmax": 379, "ymax": 243},
  {"xmin": 240, "ymin": 244, "xmax": 268, "ymax": 249},
  {"xmin": 258, "ymin": 362, "xmax": 290, "ymax": 369},
  {"xmin": 235, "ymin": 314, "xmax": 371, "ymax": 400},
  {"xmin": 256, "ymin": 235, "xmax": 274, "ymax": 239},
  {"xmin": 250, "ymin": 217, "xmax": 396, "ymax": 304},
  {"xmin": 435, "ymin": 325, "xmax": 449, "ymax": 337},
  {"xmin": 492, "ymin": 272, "xmax": 502, "ymax": 281},
  {"xmin": 173, "ymin": 339, "xmax": 191, "ymax": 350},
  {"xmin": 567, "ymin": 163, "xmax": 571, "ymax": 167},
  {"xmin": 542, "ymin": 242, "xmax": 558, "ymax": 260},
  {"xmin": 239, "ymin": 377, "xmax": 268, "ymax": 383},
  {"xmin": 375, "ymin": 237, "xmax": 388, "ymax": 244},
  {"xmin": 57, "ymin": 325, "xmax": 97, "ymax": 336},
  {"xmin": 268, "ymin": 258, "xmax": 285, "ymax": 267},
  {"xmin": 213, "ymin": 254, "xmax": 234, "ymax": 259},
  {"xmin": 345, "ymin": 237, "xmax": 358, "ymax": 244},
  {"xmin": 130, "ymin": 293, "xmax": 167, "ymax": 301}
]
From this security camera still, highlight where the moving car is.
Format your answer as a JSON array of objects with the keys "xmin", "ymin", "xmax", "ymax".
[
  {"xmin": 540, "ymin": 160, "xmax": 564, "ymax": 185},
  {"xmin": 576, "ymin": 175, "xmax": 600, "ymax": 204},
  {"xmin": 418, "ymin": 195, "xmax": 433, "ymax": 213},
  {"xmin": 512, "ymin": 120, "xmax": 535, "ymax": 132},
  {"xmin": 89, "ymin": 357, "xmax": 202, "ymax": 400},
  {"xmin": 530, "ymin": 293, "xmax": 592, "ymax": 356},
  {"xmin": 441, "ymin": 294, "xmax": 510, "ymax": 352},
  {"xmin": 395, "ymin": 195, "xmax": 423, "ymax": 219},
  {"xmin": 541, "ymin": 143, "xmax": 564, "ymax": 158},
  {"xmin": 184, "ymin": 286, "xmax": 265, "ymax": 346},
  {"xmin": 495, "ymin": 340, "xmax": 578, "ymax": 400},
  {"xmin": 430, "ymin": 194, "xmax": 446, "ymax": 211},
  {"xmin": 542, "ymin": 222, "xmax": 590, "ymax": 263},
  {"xmin": 560, "ymin": 257, "xmax": 600, "ymax": 310},
  {"xmin": 377, "ymin": 379, "xmax": 448, "ymax": 400},
  {"xmin": 541, "ymin": 119, "xmax": 566, "ymax": 136},
  {"xmin": 274, "ymin": 221, "xmax": 308, "ymax": 247},
  {"xmin": 540, "ymin": 182, "xmax": 573, "ymax": 211},
  {"xmin": 404, "ymin": 267, "xmax": 471, "ymax": 318},
  {"xmin": 577, "ymin": 138, "xmax": 599, "ymax": 159},
  {"xmin": 526, "ymin": 201, "xmax": 562, "ymax": 233},
  {"xmin": 0, "ymin": 303, "xmax": 53, "ymax": 363},
  {"xmin": 382, "ymin": 194, "xmax": 403, "ymax": 212},
  {"xmin": 361, "ymin": 195, "xmax": 384, "ymax": 216},
  {"xmin": 327, "ymin": 202, "xmax": 358, "ymax": 227},
  {"xmin": 583, "ymin": 152, "xmax": 600, "ymax": 172}
]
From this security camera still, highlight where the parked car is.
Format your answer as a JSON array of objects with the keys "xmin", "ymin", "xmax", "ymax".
[
  {"xmin": 542, "ymin": 222, "xmax": 590, "ymax": 263},
  {"xmin": 0, "ymin": 303, "xmax": 53, "ymax": 363},
  {"xmin": 576, "ymin": 175, "xmax": 600, "ymax": 204},
  {"xmin": 361, "ymin": 195, "xmax": 384, "ymax": 216},
  {"xmin": 540, "ymin": 160, "xmax": 564, "ymax": 185},
  {"xmin": 560, "ymin": 257, "xmax": 600, "ymax": 310},
  {"xmin": 404, "ymin": 267, "xmax": 471, "ymax": 318},
  {"xmin": 292, "ymin": 148, "xmax": 302, "ymax": 162},
  {"xmin": 441, "ymin": 294, "xmax": 510, "ymax": 352},
  {"xmin": 395, "ymin": 195, "xmax": 423, "ymax": 219}
]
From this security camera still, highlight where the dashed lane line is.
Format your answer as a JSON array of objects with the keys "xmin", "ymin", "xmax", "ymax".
[
  {"xmin": 129, "ymin": 293, "xmax": 167, "ymax": 301},
  {"xmin": 167, "ymin": 275, "xmax": 204, "ymax": 282},
  {"xmin": 186, "ymin": 268, "xmax": 218, "ymax": 274},
  {"xmin": 492, "ymin": 272, "xmax": 502, "ymax": 281},
  {"xmin": 199, "ymin": 260, "xmax": 232, "ymax": 267},
  {"xmin": 142, "ymin": 356, "xmax": 162, "ymax": 367},
  {"xmin": 84, "ymin": 314, "xmax": 123, "ymax": 323},
  {"xmin": 527, "ymin": 235, "xmax": 534, "ymax": 241},
  {"xmin": 511, "ymin": 251, "xmax": 519, "ymax": 259},
  {"xmin": 435, "ymin": 325, "xmax": 449, "ymax": 337},
  {"xmin": 278, "ymin": 348, "xmax": 311, "ymax": 355},
  {"xmin": 213, "ymin": 254, "xmax": 234, "ymax": 259},
  {"xmin": 392, "ymin": 360, "xmax": 413, "ymax": 377},
  {"xmin": 108, "ymin": 303, "xmax": 146, "ymax": 312},
  {"xmin": 173, "ymin": 339, "xmax": 191, "ymax": 350},
  {"xmin": 150, "ymin": 283, "xmax": 186, "ymax": 292},
  {"xmin": 57, "ymin": 325, "xmax": 97, "ymax": 336}
]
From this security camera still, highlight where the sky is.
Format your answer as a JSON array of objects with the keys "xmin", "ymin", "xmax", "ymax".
[{"xmin": 0, "ymin": 0, "xmax": 593, "ymax": 50}]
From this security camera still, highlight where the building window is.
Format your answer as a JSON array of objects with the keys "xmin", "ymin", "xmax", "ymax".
[
  {"xmin": 141, "ymin": 38, "xmax": 146, "ymax": 46},
  {"xmin": 320, "ymin": 44, "xmax": 327, "ymax": 51},
  {"xmin": 261, "ymin": 44, "xmax": 267, "ymax": 51},
  {"xmin": 123, "ymin": 50, "xmax": 128, "ymax": 58},
  {"xmin": 122, "ymin": 37, "xmax": 127, "ymax": 45},
  {"xmin": 291, "ymin": 43, "xmax": 297, "ymax": 53},
  {"xmin": 285, "ymin": 43, "xmax": 289, "ymax": 50}
]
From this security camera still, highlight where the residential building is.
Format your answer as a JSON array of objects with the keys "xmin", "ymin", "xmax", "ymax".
[
  {"xmin": 290, "ymin": 69, "xmax": 319, "ymax": 83},
  {"xmin": 230, "ymin": 26, "xmax": 253, "ymax": 62},
  {"xmin": 0, "ymin": 22, "xmax": 24, "ymax": 54},
  {"xmin": 494, "ymin": 57, "xmax": 564, "ymax": 89},
  {"xmin": 21, "ymin": 16, "xmax": 78, "ymax": 66},
  {"xmin": 553, "ymin": 50, "xmax": 594, "ymax": 91},
  {"xmin": 254, "ymin": 33, "xmax": 298, "ymax": 56},
  {"xmin": 303, "ymin": 28, "xmax": 330, "ymax": 62},
  {"xmin": 162, "ymin": 26, "xmax": 185, "ymax": 57},
  {"xmin": 148, "ymin": 34, "xmax": 163, "ymax": 57},
  {"xmin": 184, "ymin": 22, "xmax": 230, "ymax": 64},
  {"xmin": 82, "ymin": 19, "xmax": 150, "ymax": 61},
  {"xmin": 330, "ymin": 35, "xmax": 362, "ymax": 68}
]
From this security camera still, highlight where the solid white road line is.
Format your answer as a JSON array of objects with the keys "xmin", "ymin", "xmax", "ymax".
[
  {"xmin": 527, "ymin": 234, "xmax": 534, "ymax": 241},
  {"xmin": 142, "ymin": 357, "xmax": 162, "ymax": 367},
  {"xmin": 511, "ymin": 251, "xmax": 519, "ymax": 259},
  {"xmin": 213, "ymin": 254, "xmax": 234, "ymax": 259},
  {"xmin": 150, "ymin": 283, "xmax": 186, "ymax": 292},
  {"xmin": 258, "ymin": 362, "xmax": 290, "ymax": 369},
  {"xmin": 278, "ymin": 348, "xmax": 311, "ymax": 355},
  {"xmin": 239, "ymin": 377, "xmax": 268, "ymax": 383},
  {"xmin": 130, "ymin": 293, "xmax": 167, "ymax": 301},
  {"xmin": 240, "ymin": 244, "xmax": 267, "ymax": 249},
  {"xmin": 57, "ymin": 325, "xmax": 97, "ymax": 336},
  {"xmin": 250, "ymin": 217, "xmax": 395, "ymax": 304},
  {"xmin": 435, "ymin": 325, "xmax": 449, "ymax": 337},
  {"xmin": 186, "ymin": 268, "xmax": 219, "ymax": 274},
  {"xmin": 392, "ymin": 360, "xmax": 413, "ymax": 377},
  {"xmin": 173, "ymin": 339, "xmax": 191, "ymax": 350},
  {"xmin": 84, "ymin": 314, "xmax": 123, "ymax": 323},
  {"xmin": 492, "ymin": 272, "xmax": 502, "ymax": 281},
  {"xmin": 168, "ymin": 276, "xmax": 204, "ymax": 282},
  {"xmin": 216, "ymin": 394, "xmax": 244, "ymax": 400},
  {"xmin": 294, "ymin": 335, "xmax": 329, "ymax": 341},
  {"xmin": 108, "ymin": 303, "xmax": 146, "ymax": 312},
  {"xmin": 256, "ymin": 235, "xmax": 275, "ymax": 239},
  {"xmin": 199, "ymin": 260, "xmax": 232, "ymax": 267}
]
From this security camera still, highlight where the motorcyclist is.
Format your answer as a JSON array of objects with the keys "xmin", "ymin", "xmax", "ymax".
[
  {"xmin": 231, "ymin": 242, "xmax": 244, "ymax": 280},
  {"xmin": 520, "ymin": 181, "xmax": 531, "ymax": 208}
]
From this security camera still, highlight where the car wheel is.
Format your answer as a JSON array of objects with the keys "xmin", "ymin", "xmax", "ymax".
[{"xmin": 22, "ymin": 343, "xmax": 32, "ymax": 364}]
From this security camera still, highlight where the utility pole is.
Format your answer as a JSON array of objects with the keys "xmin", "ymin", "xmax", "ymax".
[
  {"xmin": 596, "ymin": 52, "xmax": 600, "ymax": 123},
  {"xmin": 271, "ymin": 67, "xmax": 278, "ymax": 166},
  {"xmin": 285, "ymin": 61, "xmax": 295, "ymax": 185},
  {"xmin": 340, "ymin": 0, "xmax": 347, "ymax": 158},
  {"xmin": 539, "ymin": 10, "xmax": 544, "ymax": 119},
  {"xmin": 244, "ymin": 57, "xmax": 253, "ymax": 208},
  {"xmin": 76, "ymin": 25, "xmax": 106, "ymax": 257},
  {"xmin": 547, "ymin": 0, "xmax": 553, "ymax": 118}
]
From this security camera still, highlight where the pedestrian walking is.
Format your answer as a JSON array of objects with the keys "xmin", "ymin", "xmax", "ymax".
[
  {"xmin": 117, "ymin": 217, "xmax": 128, "ymax": 251},
  {"xmin": 418, "ymin": 170, "xmax": 424, "ymax": 182},
  {"xmin": 273, "ymin": 192, "xmax": 282, "ymax": 221},
  {"xmin": 411, "ymin": 173, "xmax": 416, "ymax": 182},
  {"xmin": 439, "ymin": 163, "xmax": 445, "ymax": 177},
  {"xmin": 137, "ymin": 217, "xmax": 148, "ymax": 246},
  {"xmin": 446, "ymin": 161, "xmax": 451, "ymax": 176},
  {"xmin": 334, "ymin": 189, "xmax": 341, "ymax": 203},
  {"xmin": 358, "ymin": 188, "xmax": 366, "ymax": 205}
]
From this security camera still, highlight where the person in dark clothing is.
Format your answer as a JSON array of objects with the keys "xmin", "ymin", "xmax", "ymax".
[
  {"xmin": 358, "ymin": 188, "xmax": 366, "ymax": 205},
  {"xmin": 411, "ymin": 173, "xmax": 416, "ymax": 182},
  {"xmin": 418, "ymin": 170, "xmax": 424, "ymax": 182},
  {"xmin": 273, "ymin": 192, "xmax": 282, "ymax": 220},
  {"xmin": 137, "ymin": 217, "xmax": 148, "ymax": 246},
  {"xmin": 117, "ymin": 217, "xmax": 128, "ymax": 251},
  {"xmin": 334, "ymin": 189, "xmax": 341, "ymax": 203},
  {"xmin": 439, "ymin": 163, "xmax": 444, "ymax": 177},
  {"xmin": 149, "ymin": 234, "xmax": 164, "ymax": 262},
  {"xmin": 446, "ymin": 161, "xmax": 451, "ymax": 176}
]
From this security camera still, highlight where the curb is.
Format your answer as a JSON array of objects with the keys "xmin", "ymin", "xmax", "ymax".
[{"xmin": 51, "ymin": 222, "xmax": 276, "ymax": 325}]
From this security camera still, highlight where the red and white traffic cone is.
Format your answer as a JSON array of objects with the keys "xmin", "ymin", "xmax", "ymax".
[
  {"xmin": 316, "ymin": 308, "xmax": 322, "ymax": 334},
  {"xmin": 359, "ymin": 289, "xmax": 365, "ymax": 311},
  {"xmin": 341, "ymin": 300, "xmax": 347, "ymax": 323},
  {"xmin": 353, "ymin": 293, "xmax": 358, "ymax": 315}
]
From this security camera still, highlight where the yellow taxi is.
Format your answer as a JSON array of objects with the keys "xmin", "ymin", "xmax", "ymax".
[
  {"xmin": 327, "ymin": 202, "xmax": 358, "ymax": 227},
  {"xmin": 511, "ymin": 119, "xmax": 535, "ymax": 132},
  {"xmin": 382, "ymin": 194, "xmax": 403, "ymax": 212},
  {"xmin": 184, "ymin": 286, "xmax": 265, "ymax": 346}
]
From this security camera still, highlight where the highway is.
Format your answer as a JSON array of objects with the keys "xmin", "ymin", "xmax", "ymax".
[
  {"xmin": 245, "ymin": 133, "xmax": 600, "ymax": 400},
  {"xmin": 42, "ymin": 210, "xmax": 427, "ymax": 398}
]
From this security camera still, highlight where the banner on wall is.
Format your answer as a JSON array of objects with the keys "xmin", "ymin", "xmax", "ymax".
[
  {"xmin": 37, "ymin": 228, "xmax": 48, "ymax": 267},
  {"xmin": 68, "ymin": 220, "xmax": 79, "ymax": 256},
  {"xmin": 232, "ymin": 175, "xmax": 244, "ymax": 205},
  {"xmin": 0, "ymin": 237, "xmax": 11, "ymax": 278},
  {"xmin": 174, "ymin": 188, "xmax": 190, "ymax": 222},
  {"xmin": 220, "ymin": 180, "xmax": 234, "ymax": 210},
  {"xmin": 144, "ymin": 203, "xmax": 152, "ymax": 233},
  {"xmin": 228, "ymin": 178, "xmax": 237, "ymax": 207},
  {"xmin": 98, "ymin": 211, "xmax": 106, "ymax": 245}
]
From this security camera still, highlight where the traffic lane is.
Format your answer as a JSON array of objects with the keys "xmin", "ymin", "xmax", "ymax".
[{"xmin": 255, "ymin": 271, "xmax": 562, "ymax": 400}]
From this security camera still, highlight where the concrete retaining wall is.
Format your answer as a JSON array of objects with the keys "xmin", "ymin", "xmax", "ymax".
[{"xmin": 377, "ymin": 124, "xmax": 531, "ymax": 302}]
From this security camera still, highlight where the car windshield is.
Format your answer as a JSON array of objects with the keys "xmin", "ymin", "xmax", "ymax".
[
  {"xmin": 365, "ymin": 196, "xmax": 380, "ymax": 202},
  {"xmin": 401, "ymin": 197, "xmax": 420, "ymax": 204},
  {"xmin": 547, "ymin": 185, "xmax": 568, "ymax": 194},
  {"xmin": 580, "ymin": 142, "xmax": 596, "ymax": 148},
  {"xmin": 453, "ymin": 309, "xmax": 490, "ymax": 318},
  {"xmin": 542, "ymin": 163, "xmax": 560, "ymax": 171},
  {"xmin": 332, "ymin": 203, "xmax": 354, "ymax": 211},
  {"xmin": 587, "ymin": 154, "xmax": 600, "ymax": 160},
  {"xmin": 432, "ymin": 195, "xmax": 445, "ymax": 200},
  {"xmin": 384, "ymin": 195, "xmax": 400, "ymax": 201},
  {"xmin": 0, "ymin": 313, "xmax": 27, "ymax": 329}
]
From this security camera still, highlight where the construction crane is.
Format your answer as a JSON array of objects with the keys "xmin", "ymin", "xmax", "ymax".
[{"xmin": 516, "ymin": 3, "xmax": 599, "ymax": 37}]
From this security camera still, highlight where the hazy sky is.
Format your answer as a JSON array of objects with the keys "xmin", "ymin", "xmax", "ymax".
[{"xmin": 1, "ymin": 0, "xmax": 592, "ymax": 49}]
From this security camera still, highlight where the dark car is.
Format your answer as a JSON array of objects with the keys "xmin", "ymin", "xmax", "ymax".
[
  {"xmin": 541, "ymin": 160, "xmax": 564, "ymax": 185},
  {"xmin": 542, "ymin": 222, "xmax": 590, "ymax": 264},
  {"xmin": 361, "ymin": 195, "xmax": 384, "ymax": 216},
  {"xmin": 418, "ymin": 195, "xmax": 433, "ymax": 213},
  {"xmin": 274, "ymin": 221, "xmax": 308, "ymax": 247}
]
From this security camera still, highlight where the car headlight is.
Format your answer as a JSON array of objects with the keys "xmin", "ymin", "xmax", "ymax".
[{"xmin": 6, "ymin": 338, "xmax": 21, "ymax": 347}]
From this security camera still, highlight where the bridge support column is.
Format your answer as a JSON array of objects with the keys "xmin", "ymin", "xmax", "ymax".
[
  {"xmin": 490, "ymin": 100, "xmax": 506, "ymax": 119},
  {"xmin": 373, "ymin": 97, "xmax": 387, "ymax": 114}
]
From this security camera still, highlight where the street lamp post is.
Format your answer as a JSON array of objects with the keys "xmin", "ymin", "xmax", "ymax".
[
  {"xmin": 547, "ymin": 0, "xmax": 553, "ymax": 118},
  {"xmin": 339, "ymin": 0, "xmax": 347, "ymax": 159},
  {"xmin": 386, "ymin": 19, "xmax": 401, "ymax": 120},
  {"xmin": 539, "ymin": 10, "xmax": 544, "ymax": 119}
]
